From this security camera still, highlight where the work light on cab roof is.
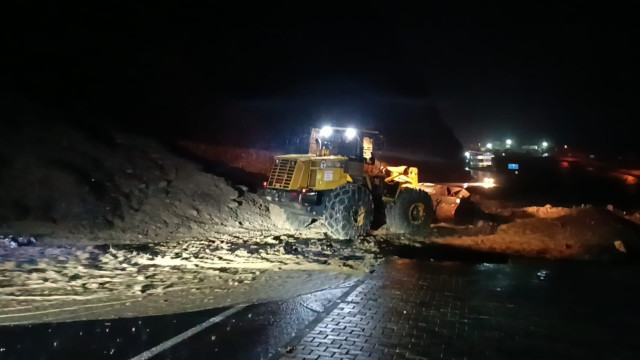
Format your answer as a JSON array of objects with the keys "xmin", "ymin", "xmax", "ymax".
[
  {"xmin": 345, "ymin": 128, "xmax": 357, "ymax": 140},
  {"xmin": 319, "ymin": 126, "xmax": 333, "ymax": 137}
]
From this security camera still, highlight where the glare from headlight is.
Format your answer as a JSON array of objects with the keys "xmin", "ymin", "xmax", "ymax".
[
  {"xmin": 345, "ymin": 128, "xmax": 357, "ymax": 140},
  {"xmin": 483, "ymin": 177, "xmax": 496, "ymax": 188},
  {"xmin": 319, "ymin": 126, "xmax": 333, "ymax": 137}
]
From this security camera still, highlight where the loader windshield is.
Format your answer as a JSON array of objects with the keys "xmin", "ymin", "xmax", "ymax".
[{"xmin": 319, "ymin": 130, "xmax": 362, "ymax": 159}]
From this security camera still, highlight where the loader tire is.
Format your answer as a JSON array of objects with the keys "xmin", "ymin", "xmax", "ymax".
[
  {"xmin": 385, "ymin": 188, "xmax": 434, "ymax": 234},
  {"xmin": 269, "ymin": 204, "xmax": 311, "ymax": 230},
  {"xmin": 324, "ymin": 184, "xmax": 373, "ymax": 239}
]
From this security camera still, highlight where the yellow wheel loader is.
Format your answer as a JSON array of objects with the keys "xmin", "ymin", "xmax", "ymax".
[{"xmin": 262, "ymin": 126, "xmax": 469, "ymax": 239}]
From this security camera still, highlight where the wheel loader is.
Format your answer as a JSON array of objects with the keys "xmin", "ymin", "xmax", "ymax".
[{"xmin": 262, "ymin": 126, "xmax": 470, "ymax": 239}]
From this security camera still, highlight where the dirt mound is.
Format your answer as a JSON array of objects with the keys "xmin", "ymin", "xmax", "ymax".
[
  {"xmin": 433, "ymin": 207, "xmax": 640, "ymax": 259},
  {"xmin": 0, "ymin": 118, "xmax": 274, "ymax": 244}
]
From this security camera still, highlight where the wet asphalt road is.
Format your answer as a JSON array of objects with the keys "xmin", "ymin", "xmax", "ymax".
[
  {"xmin": 0, "ymin": 285, "xmax": 352, "ymax": 360},
  {"xmin": 1, "ymin": 246, "xmax": 639, "ymax": 359}
]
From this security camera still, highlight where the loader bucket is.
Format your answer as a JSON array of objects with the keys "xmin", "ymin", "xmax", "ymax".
[
  {"xmin": 434, "ymin": 200, "xmax": 459, "ymax": 223},
  {"xmin": 416, "ymin": 183, "xmax": 473, "ymax": 224}
]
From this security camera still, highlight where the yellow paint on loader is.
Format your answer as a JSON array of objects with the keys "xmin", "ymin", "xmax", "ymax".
[{"xmin": 267, "ymin": 154, "xmax": 350, "ymax": 191}]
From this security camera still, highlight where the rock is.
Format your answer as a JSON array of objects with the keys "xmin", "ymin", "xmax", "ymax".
[
  {"xmin": 2, "ymin": 239, "xmax": 17, "ymax": 248},
  {"xmin": 187, "ymin": 209, "xmax": 199, "ymax": 217},
  {"xmin": 1, "ymin": 236, "xmax": 37, "ymax": 248},
  {"xmin": 158, "ymin": 181, "xmax": 168, "ymax": 189},
  {"xmin": 614, "ymin": 240, "xmax": 627, "ymax": 253},
  {"xmin": 226, "ymin": 201, "xmax": 239, "ymax": 209},
  {"xmin": 224, "ymin": 188, "xmax": 239, "ymax": 200},
  {"xmin": 141, "ymin": 284, "xmax": 156, "ymax": 293}
]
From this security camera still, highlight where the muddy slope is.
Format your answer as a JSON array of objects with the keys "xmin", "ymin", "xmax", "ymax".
[{"xmin": 0, "ymin": 115, "xmax": 273, "ymax": 244}]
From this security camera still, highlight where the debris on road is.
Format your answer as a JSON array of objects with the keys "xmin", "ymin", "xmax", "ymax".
[
  {"xmin": 0, "ymin": 231, "xmax": 379, "ymax": 324},
  {"xmin": 522, "ymin": 204, "xmax": 573, "ymax": 218},
  {"xmin": 430, "ymin": 206, "xmax": 640, "ymax": 259},
  {"xmin": 626, "ymin": 211, "xmax": 640, "ymax": 226},
  {"xmin": 1, "ymin": 235, "xmax": 37, "ymax": 248}
]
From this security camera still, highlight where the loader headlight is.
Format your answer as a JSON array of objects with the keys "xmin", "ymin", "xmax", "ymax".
[
  {"xmin": 345, "ymin": 128, "xmax": 357, "ymax": 140},
  {"xmin": 319, "ymin": 126, "xmax": 333, "ymax": 137}
]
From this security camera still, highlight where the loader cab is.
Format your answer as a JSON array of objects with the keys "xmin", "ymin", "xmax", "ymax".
[{"xmin": 309, "ymin": 126, "xmax": 379, "ymax": 164}]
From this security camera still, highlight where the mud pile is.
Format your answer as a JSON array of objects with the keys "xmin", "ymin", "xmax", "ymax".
[
  {"xmin": 432, "ymin": 206, "xmax": 640, "ymax": 259},
  {"xmin": 0, "ymin": 117, "xmax": 274, "ymax": 244}
]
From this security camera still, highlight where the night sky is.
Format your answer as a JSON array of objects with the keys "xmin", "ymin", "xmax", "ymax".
[{"xmin": 2, "ymin": 2, "xmax": 638, "ymax": 154}]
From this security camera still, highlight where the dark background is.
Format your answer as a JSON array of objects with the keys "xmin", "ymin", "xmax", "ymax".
[{"xmin": 2, "ymin": 2, "xmax": 639, "ymax": 157}]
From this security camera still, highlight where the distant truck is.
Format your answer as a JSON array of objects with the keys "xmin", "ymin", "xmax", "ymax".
[{"xmin": 466, "ymin": 151, "xmax": 494, "ymax": 168}]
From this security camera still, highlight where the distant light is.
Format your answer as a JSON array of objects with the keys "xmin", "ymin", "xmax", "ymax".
[
  {"xmin": 483, "ymin": 177, "xmax": 496, "ymax": 188},
  {"xmin": 464, "ymin": 151, "xmax": 470, "ymax": 158},
  {"xmin": 506, "ymin": 139, "xmax": 512, "ymax": 146},
  {"xmin": 564, "ymin": 145, "xmax": 568, "ymax": 149},
  {"xmin": 345, "ymin": 127, "xmax": 357, "ymax": 140},
  {"xmin": 319, "ymin": 126, "xmax": 333, "ymax": 137},
  {"xmin": 542, "ymin": 141, "xmax": 548, "ymax": 147},
  {"xmin": 486, "ymin": 143, "xmax": 493, "ymax": 149}
]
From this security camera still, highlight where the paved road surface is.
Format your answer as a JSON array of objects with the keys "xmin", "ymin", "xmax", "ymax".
[
  {"xmin": 1, "ymin": 258, "xmax": 639, "ymax": 359},
  {"xmin": 279, "ymin": 259, "xmax": 640, "ymax": 359}
]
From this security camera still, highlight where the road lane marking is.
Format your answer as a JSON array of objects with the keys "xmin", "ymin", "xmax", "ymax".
[{"xmin": 129, "ymin": 304, "xmax": 247, "ymax": 360}]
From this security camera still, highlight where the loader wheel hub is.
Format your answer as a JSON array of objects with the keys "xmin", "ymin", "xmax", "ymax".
[{"xmin": 409, "ymin": 203, "xmax": 425, "ymax": 224}]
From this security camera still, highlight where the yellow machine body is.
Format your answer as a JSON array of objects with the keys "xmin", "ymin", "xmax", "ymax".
[
  {"xmin": 264, "ymin": 127, "xmax": 470, "ymax": 227},
  {"xmin": 266, "ymin": 154, "xmax": 353, "ymax": 191}
]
